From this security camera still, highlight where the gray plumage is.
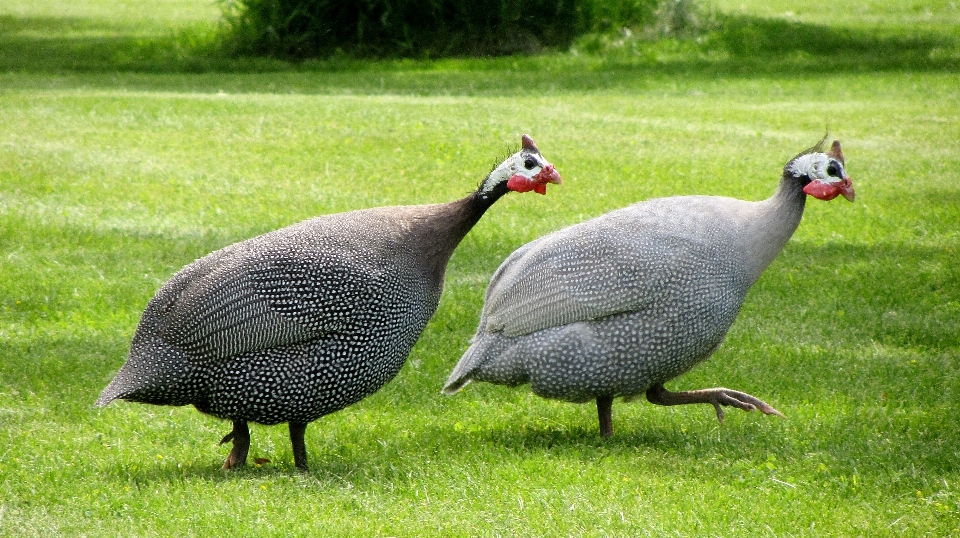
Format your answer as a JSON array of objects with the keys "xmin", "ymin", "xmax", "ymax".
[
  {"xmin": 96, "ymin": 135, "xmax": 560, "ymax": 469},
  {"xmin": 443, "ymin": 137, "xmax": 855, "ymax": 437}
]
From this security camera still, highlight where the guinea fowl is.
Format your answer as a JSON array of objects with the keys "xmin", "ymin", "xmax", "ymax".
[
  {"xmin": 443, "ymin": 137, "xmax": 854, "ymax": 437},
  {"xmin": 96, "ymin": 135, "xmax": 561, "ymax": 469}
]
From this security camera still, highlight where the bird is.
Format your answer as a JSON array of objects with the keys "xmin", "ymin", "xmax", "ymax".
[
  {"xmin": 96, "ymin": 134, "xmax": 561, "ymax": 469},
  {"xmin": 442, "ymin": 136, "xmax": 854, "ymax": 438}
]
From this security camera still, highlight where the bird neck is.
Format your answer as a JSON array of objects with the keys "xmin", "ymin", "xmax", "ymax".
[
  {"xmin": 476, "ymin": 175, "xmax": 512, "ymax": 205},
  {"xmin": 741, "ymin": 173, "xmax": 807, "ymax": 284},
  {"xmin": 445, "ymin": 190, "xmax": 502, "ymax": 245},
  {"xmin": 415, "ymin": 190, "xmax": 503, "ymax": 282},
  {"xmin": 450, "ymin": 178, "xmax": 514, "ymax": 237}
]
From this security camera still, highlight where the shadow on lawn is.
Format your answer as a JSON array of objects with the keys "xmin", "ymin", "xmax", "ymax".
[
  {"xmin": 93, "ymin": 389, "xmax": 960, "ymax": 486},
  {"xmin": 0, "ymin": 13, "xmax": 958, "ymax": 93}
]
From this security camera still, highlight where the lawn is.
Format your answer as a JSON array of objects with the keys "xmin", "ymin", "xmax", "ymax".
[{"xmin": 1, "ymin": 0, "xmax": 959, "ymax": 536}]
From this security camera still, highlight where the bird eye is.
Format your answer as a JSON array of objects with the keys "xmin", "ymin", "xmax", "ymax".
[
  {"xmin": 523, "ymin": 157, "xmax": 538, "ymax": 170},
  {"xmin": 827, "ymin": 162, "xmax": 841, "ymax": 177}
]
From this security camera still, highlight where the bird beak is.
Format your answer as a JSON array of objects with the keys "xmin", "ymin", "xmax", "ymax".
[
  {"xmin": 531, "ymin": 164, "xmax": 562, "ymax": 195},
  {"xmin": 837, "ymin": 177, "xmax": 855, "ymax": 202},
  {"xmin": 803, "ymin": 176, "xmax": 855, "ymax": 202}
]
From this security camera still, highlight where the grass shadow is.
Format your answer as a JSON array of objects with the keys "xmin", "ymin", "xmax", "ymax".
[
  {"xmin": 0, "ymin": 13, "xmax": 957, "ymax": 94},
  {"xmin": 0, "ymin": 15, "xmax": 233, "ymax": 74},
  {"xmin": 701, "ymin": 14, "xmax": 960, "ymax": 74},
  {"xmin": 470, "ymin": 421, "xmax": 705, "ymax": 458}
]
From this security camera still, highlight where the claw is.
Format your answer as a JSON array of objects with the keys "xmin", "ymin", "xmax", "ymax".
[
  {"xmin": 220, "ymin": 420, "xmax": 250, "ymax": 469},
  {"xmin": 646, "ymin": 384, "xmax": 785, "ymax": 421},
  {"xmin": 712, "ymin": 402, "xmax": 725, "ymax": 423},
  {"xmin": 710, "ymin": 389, "xmax": 784, "ymax": 421}
]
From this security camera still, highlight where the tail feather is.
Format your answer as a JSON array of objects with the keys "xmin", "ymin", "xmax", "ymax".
[
  {"xmin": 440, "ymin": 376, "xmax": 472, "ymax": 395},
  {"xmin": 441, "ymin": 338, "xmax": 491, "ymax": 395},
  {"xmin": 95, "ymin": 383, "xmax": 121, "ymax": 407},
  {"xmin": 94, "ymin": 333, "xmax": 195, "ymax": 408}
]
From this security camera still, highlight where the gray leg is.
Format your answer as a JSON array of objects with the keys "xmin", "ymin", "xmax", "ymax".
[
  {"xmin": 645, "ymin": 384, "xmax": 785, "ymax": 422},
  {"xmin": 220, "ymin": 420, "xmax": 250, "ymax": 469},
  {"xmin": 597, "ymin": 396, "xmax": 614, "ymax": 438},
  {"xmin": 289, "ymin": 422, "xmax": 308, "ymax": 470}
]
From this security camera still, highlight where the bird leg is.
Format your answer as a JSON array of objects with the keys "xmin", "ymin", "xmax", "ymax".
[
  {"xmin": 289, "ymin": 422, "xmax": 309, "ymax": 470},
  {"xmin": 220, "ymin": 420, "xmax": 250, "ymax": 469},
  {"xmin": 645, "ymin": 384, "xmax": 785, "ymax": 423},
  {"xmin": 596, "ymin": 396, "xmax": 614, "ymax": 439}
]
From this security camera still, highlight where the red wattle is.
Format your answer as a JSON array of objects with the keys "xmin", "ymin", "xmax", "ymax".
[
  {"xmin": 803, "ymin": 180, "xmax": 841, "ymax": 201},
  {"xmin": 507, "ymin": 174, "xmax": 534, "ymax": 193}
]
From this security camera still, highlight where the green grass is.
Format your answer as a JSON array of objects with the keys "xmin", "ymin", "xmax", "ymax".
[{"xmin": 1, "ymin": 0, "xmax": 959, "ymax": 536}]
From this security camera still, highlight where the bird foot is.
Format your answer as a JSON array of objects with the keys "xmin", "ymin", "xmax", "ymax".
[
  {"xmin": 645, "ymin": 385, "xmax": 784, "ymax": 422},
  {"xmin": 222, "ymin": 451, "xmax": 246, "ymax": 470},
  {"xmin": 220, "ymin": 420, "xmax": 250, "ymax": 469}
]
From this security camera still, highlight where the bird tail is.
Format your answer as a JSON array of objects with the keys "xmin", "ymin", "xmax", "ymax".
[
  {"xmin": 441, "ymin": 338, "xmax": 490, "ymax": 395},
  {"xmin": 441, "ymin": 354, "xmax": 477, "ymax": 395},
  {"xmin": 94, "ymin": 333, "xmax": 195, "ymax": 407},
  {"xmin": 441, "ymin": 376, "xmax": 471, "ymax": 395},
  {"xmin": 444, "ymin": 340, "xmax": 536, "ymax": 395},
  {"xmin": 95, "ymin": 380, "xmax": 122, "ymax": 408}
]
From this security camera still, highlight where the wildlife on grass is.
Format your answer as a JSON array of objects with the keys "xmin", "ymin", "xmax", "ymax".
[
  {"xmin": 443, "ymin": 136, "xmax": 854, "ymax": 437},
  {"xmin": 96, "ymin": 135, "xmax": 561, "ymax": 469}
]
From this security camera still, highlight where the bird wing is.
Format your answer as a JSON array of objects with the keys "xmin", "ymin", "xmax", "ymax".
[
  {"xmin": 153, "ymin": 229, "xmax": 384, "ymax": 361},
  {"xmin": 481, "ymin": 203, "xmax": 741, "ymax": 338}
]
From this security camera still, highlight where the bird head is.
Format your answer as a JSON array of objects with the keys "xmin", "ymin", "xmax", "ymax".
[
  {"xmin": 479, "ymin": 134, "xmax": 561, "ymax": 199},
  {"xmin": 787, "ymin": 138, "xmax": 855, "ymax": 202}
]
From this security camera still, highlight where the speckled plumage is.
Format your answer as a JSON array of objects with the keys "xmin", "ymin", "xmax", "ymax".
[
  {"xmin": 96, "ymin": 135, "xmax": 560, "ymax": 468},
  {"xmin": 443, "ymin": 138, "xmax": 854, "ymax": 436}
]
